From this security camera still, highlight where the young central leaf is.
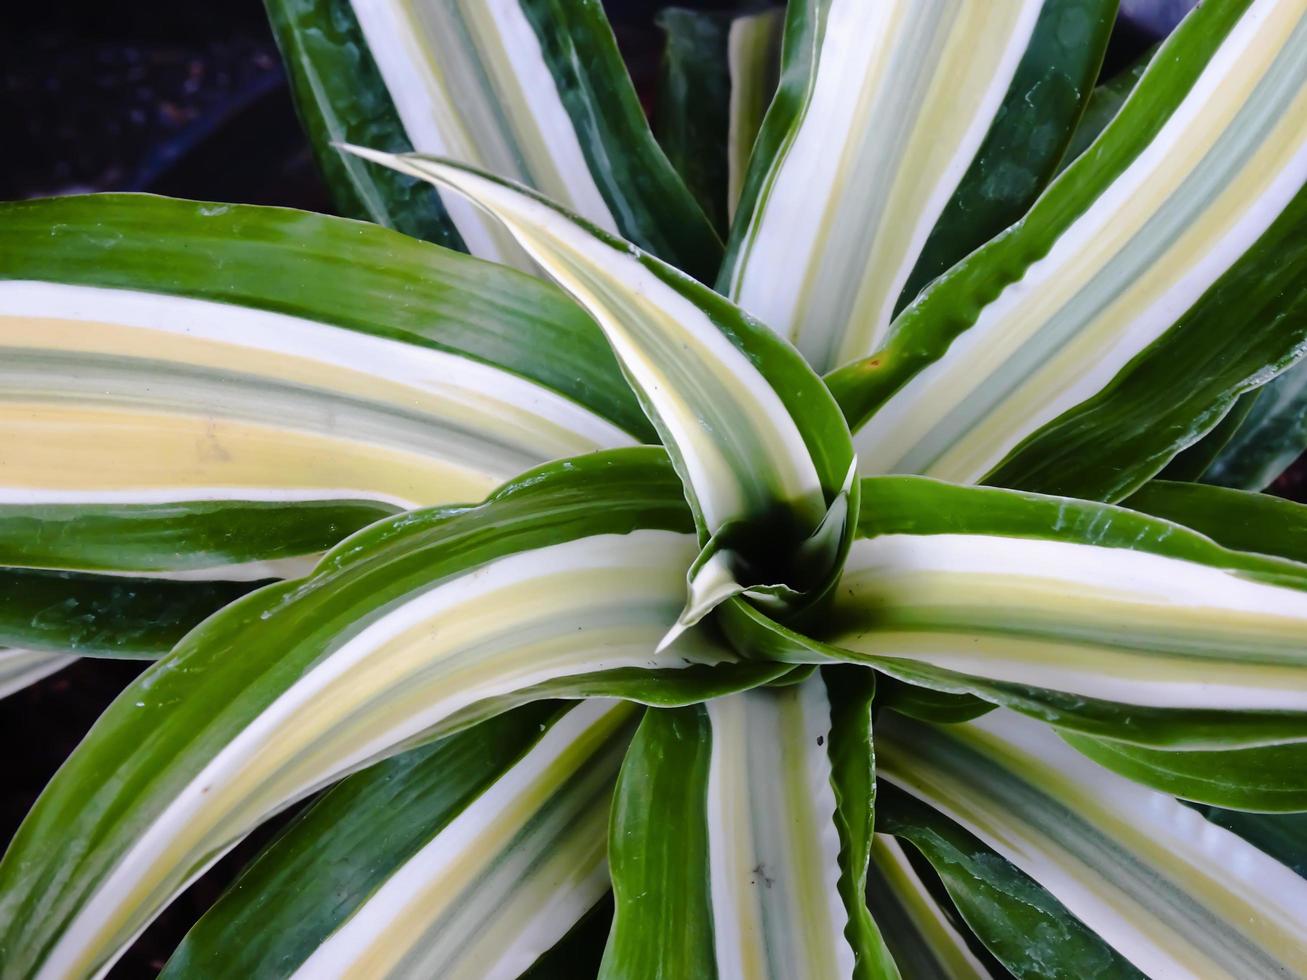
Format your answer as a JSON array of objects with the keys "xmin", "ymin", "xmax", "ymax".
[{"xmin": 340, "ymin": 147, "xmax": 856, "ymax": 633}]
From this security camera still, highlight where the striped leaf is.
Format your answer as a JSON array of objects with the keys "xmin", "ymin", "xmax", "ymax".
[
  {"xmin": 0, "ymin": 450, "xmax": 788, "ymax": 979},
  {"xmin": 164, "ymin": 700, "xmax": 635, "ymax": 978},
  {"xmin": 877, "ymin": 709, "xmax": 1307, "ymax": 979},
  {"xmin": 654, "ymin": 7, "xmax": 784, "ymax": 233},
  {"xmin": 338, "ymin": 151, "xmax": 856, "ymax": 631},
  {"xmin": 723, "ymin": 475, "xmax": 1307, "ymax": 747},
  {"xmin": 866, "ymin": 836, "xmax": 990, "ymax": 980},
  {"xmin": 725, "ymin": 9, "xmax": 786, "ymax": 222},
  {"xmin": 1058, "ymin": 480, "xmax": 1307, "ymax": 808},
  {"xmin": 1059, "ymin": 733, "xmax": 1307, "ymax": 812},
  {"xmin": 1058, "ymin": 42, "xmax": 1158, "ymax": 173},
  {"xmin": 1126, "ymin": 478, "xmax": 1307, "ymax": 563},
  {"xmin": 0, "ymin": 194, "xmax": 648, "ymax": 516},
  {"xmin": 603, "ymin": 671, "xmax": 892, "ymax": 979},
  {"xmin": 833, "ymin": 0, "xmax": 1307, "ymax": 500},
  {"xmin": 877, "ymin": 782, "xmax": 1142, "ymax": 980},
  {"xmin": 266, "ymin": 0, "xmax": 720, "ymax": 278},
  {"xmin": 721, "ymin": 0, "xmax": 1114, "ymax": 372}
]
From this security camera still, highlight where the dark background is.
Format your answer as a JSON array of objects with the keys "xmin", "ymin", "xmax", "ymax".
[{"xmin": 2, "ymin": 1, "xmax": 1295, "ymax": 976}]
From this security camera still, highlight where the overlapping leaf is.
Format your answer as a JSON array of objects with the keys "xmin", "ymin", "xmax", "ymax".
[
  {"xmin": 724, "ymin": 475, "xmax": 1307, "ymax": 747},
  {"xmin": 654, "ymin": 6, "xmax": 784, "ymax": 232},
  {"xmin": 266, "ymin": 0, "xmax": 720, "ymax": 278},
  {"xmin": 604, "ymin": 671, "xmax": 892, "ymax": 978},
  {"xmin": 338, "ymin": 150, "xmax": 856, "ymax": 630},
  {"xmin": 166, "ymin": 701, "xmax": 634, "ymax": 978},
  {"xmin": 877, "ymin": 710, "xmax": 1307, "ymax": 978},
  {"xmin": 722, "ymin": 0, "xmax": 1113, "ymax": 371},
  {"xmin": 832, "ymin": 0, "xmax": 1307, "ymax": 500},
  {"xmin": 0, "ymin": 450, "xmax": 788, "ymax": 978}
]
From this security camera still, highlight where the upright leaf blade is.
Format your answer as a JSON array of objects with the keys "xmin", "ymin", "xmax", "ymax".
[
  {"xmin": 266, "ymin": 0, "xmax": 721, "ymax": 277},
  {"xmin": 263, "ymin": 0, "xmax": 464, "ymax": 250},
  {"xmin": 654, "ymin": 6, "xmax": 784, "ymax": 232},
  {"xmin": 602, "ymin": 706, "xmax": 717, "ymax": 979},
  {"xmin": 603, "ymin": 672, "xmax": 891, "ymax": 979},
  {"xmin": 835, "ymin": 0, "xmax": 1307, "ymax": 500},
  {"xmin": 721, "ymin": 0, "xmax": 1113, "ymax": 372}
]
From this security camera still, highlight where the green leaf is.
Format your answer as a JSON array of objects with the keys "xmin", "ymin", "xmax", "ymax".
[
  {"xmin": 340, "ymin": 151, "xmax": 856, "ymax": 630},
  {"xmin": 877, "ymin": 709, "xmax": 1307, "ymax": 978},
  {"xmin": 894, "ymin": 0, "xmax": 1117, "ymax": 315},
  {"xmin": 1057, "ymin": 41, "xmax": 1158, "ymax": 174},
  {"xmin": 0, "ymin": 449, "xmax": 787, "ymax": 978},
  {"xmin": 166, "ymin": 701, "xmax": 636, "ymax": 977},
  {"xmin": 832, "ymin": 0, "xmax": 1307, "ymax": 501},
  {"xmin": 0, "ymin": 193, "xmax": 652, "ymax": 517},
  {"xmin": 1059, "ymin": 733, "xmax": 1307, "ymax": 812},
  {"xmin": 1202, "ymin": 357, "xmax": 1307, "ymax": 490},
  {"xmin": 824, "ymin": 667, "xmax": 900, "ymax": 980},
  {"xmin": 877, "ymin": 783, "xmax": 1140, "ymax": 980},
  {"xmin": 266, "ymin": 0, "xmax": 721, "ymax": 278},
  {"xmin": 263, "ymin": 0, "xmax": 464, "ymax": 251},
  {"xmin": 604, "ymin": 671, "xmax": 890, "ymax": 978},
  {"xmin": 655, "ymin": 8, "xmax": 734, "ymax": 236},
  {"xmin": 1157, "ymin": 388, "xmax": 1262, "ymax": 482},
  {"xmin": 866, "ymin": 835, "xmax": 994, "ymax": 980},
  {"xmin": 1126, "ymin": 478, "xmax": 1307, "ymax": 563},
  {"xmin": 654, "ymin": 7, "xmax": 784, "ymax": 234},
  {"xmin": 0, "ymin": 567, "xmax": 263, "ymax": 659},
  {"xmin": 0, "ymin": 499, "xmax": 394, "ymax": 576},
  {"xmin": 720, "ymin": 0, "xmax": 1113, "ymax": 372},
  {"xmin": 723, "ymin": 475, "xmax": 1307, "ymax": 747},
  {"xmin": 601, "ymin": 706, "xmax": 717, "ymax": 979}
]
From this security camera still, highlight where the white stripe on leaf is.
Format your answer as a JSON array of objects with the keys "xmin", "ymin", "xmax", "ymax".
[
  {"xmin": 704, "ymin": 677, "xmax": 856, "ymax": 979},
  {"xmin": 293, "ymin": 700, "xmax": 632, "ymax": 979},
  {"xmin": 725, "ymin": 0, "xmax": 1042, "ymax": 371},
  {"xmin": 879, "ymin": 709, "xmax": 1307, "ymax": 979}
]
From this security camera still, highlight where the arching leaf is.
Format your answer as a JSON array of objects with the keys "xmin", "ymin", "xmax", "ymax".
[
  {"xmin": 338, "ymin": 151, "xmax": 856, "ymax": 632},
  {"xmin": 0, "ymin": 450, "xmax": 787, "ymax": 978},
  {"xmin": 165, "ymin": 701, "xmax": 635, "ymax": 978},
  {"xmin": 878, "ymin": 710, "xmax": 1307, "ymax": 979}
]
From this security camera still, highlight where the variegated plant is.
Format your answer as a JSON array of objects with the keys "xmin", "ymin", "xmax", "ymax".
[{"xmin": 3, "ymin": 0, "xmax": 1307, "ymax": 976}]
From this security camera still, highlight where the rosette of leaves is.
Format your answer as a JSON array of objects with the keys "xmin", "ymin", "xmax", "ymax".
[{"xmin": 4, "ymin": 1, "xmax": 1307, "ymax": 977}]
